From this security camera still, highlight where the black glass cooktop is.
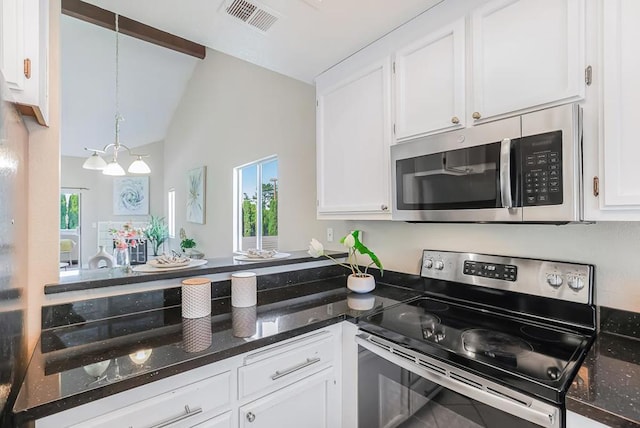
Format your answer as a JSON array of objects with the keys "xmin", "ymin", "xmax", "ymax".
[{"xmin": 358, "ymin": 296, "xmax": 594, "ymax": 403}]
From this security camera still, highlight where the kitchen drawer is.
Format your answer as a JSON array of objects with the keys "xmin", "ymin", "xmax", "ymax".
[
  {"xmin": 68, "ymin": 370, "xmax": 231, "ymax": 428},
  {"xmin": 238, "ymin": 330, "xmax": 335, "ymax": 399},
  {"xmin": 193, "ymin": 410, "xmax": 232, "ymax": 428}
]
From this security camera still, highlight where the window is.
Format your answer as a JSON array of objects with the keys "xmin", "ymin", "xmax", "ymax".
[
  {"xmin": 234, "ymin": 156, "xmax": 278, "ymax": 251},
  {"xmin": 167, "ymin": 188, "xmax": 175, "ymax": 238}
]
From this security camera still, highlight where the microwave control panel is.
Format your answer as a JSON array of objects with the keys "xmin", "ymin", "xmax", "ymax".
[{"xmin": 521, "ymin": 130, "xmax": 563, "ymax": 206}]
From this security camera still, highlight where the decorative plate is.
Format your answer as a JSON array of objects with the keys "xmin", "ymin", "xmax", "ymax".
[
  {"xmin": 147, "ymin": 258, "xmax": 191, "ymax": 268},
  {"xmin": 233, "ymin": 252, "xmax": 291, "ymax": 262}
]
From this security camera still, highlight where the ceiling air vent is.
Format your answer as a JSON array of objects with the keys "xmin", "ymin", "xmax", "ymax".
[{"xmin": 225, "ymin": 0, "xmax": 280, "ymax": 33}]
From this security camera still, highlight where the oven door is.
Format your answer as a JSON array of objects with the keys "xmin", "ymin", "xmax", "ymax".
[
  {"xmin": 391, "ymin": 116, "xmax": 522, "ymax": 222},
  {"xmin": 356, "ymin": 335, "xmax": 562, "ymax": 428}
]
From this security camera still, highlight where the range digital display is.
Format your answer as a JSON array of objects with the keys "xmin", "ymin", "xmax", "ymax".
[{"xmin": 463, "ymin": 261, "xmax": 517, "ymax": 282}]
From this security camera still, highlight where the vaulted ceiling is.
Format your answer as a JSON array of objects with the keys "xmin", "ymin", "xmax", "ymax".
[{"xmin": 61, "ymin": 0, "xmax": 443, "ymax": 157}]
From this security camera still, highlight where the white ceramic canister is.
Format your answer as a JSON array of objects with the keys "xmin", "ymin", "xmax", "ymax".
[
  {"xmin": 231, "ymin": 272, "xmax": 257, "ymax": 307},
  {"xmin": 181, "ymin": 277, "xmax": 212, "ymax": 318},
  {"xmin": 182, "ymin": 316, "xmax": 212, "ymax": 353},
  {"xmin": 232, "ymin": 306, "xmax": 257, "ymax": 338}
]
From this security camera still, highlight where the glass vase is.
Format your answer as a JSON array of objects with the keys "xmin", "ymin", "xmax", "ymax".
[{"xmin": 113, "ymin": 247, "xmax": 131, "ymax": 272}]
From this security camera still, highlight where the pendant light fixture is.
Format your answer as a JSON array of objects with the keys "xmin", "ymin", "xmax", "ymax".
[{"xmin": 82, "ymin": 14, "xmax": 151, "ymax": 176}]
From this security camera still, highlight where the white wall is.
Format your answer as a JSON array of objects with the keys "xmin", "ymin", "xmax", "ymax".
[
  {"xmin": 61, "ymin": 140, "xmax": 165, "ymax": 264},
  {"xmin": 163, "ymin": 49, "xmax": 327, "ymax": 257},
  {"xmin": 322, "ymin": 220, "xmax": 640, "ymax": 313}
]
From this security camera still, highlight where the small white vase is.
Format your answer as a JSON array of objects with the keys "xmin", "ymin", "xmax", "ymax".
[
  {"xmin": 88, "ymin": 246, "xmax": 114, "ymax": 269},
  {"xmin": 347, "ymin": 274, "xmax": 376, "ymax": 293}
]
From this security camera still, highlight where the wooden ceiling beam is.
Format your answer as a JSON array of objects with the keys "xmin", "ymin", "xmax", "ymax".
[{"xmin": 61, "ymin": 0, "xmax": 206, "ymax": 59}]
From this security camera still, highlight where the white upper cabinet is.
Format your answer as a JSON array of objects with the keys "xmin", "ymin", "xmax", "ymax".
[
  {"xmin": 470, "ymin": 0, "xmax": 586, "ymax": 123},
  {"xmin": 583, "ymin": 0, "xmax": 640, "ymax": 219},
  {"xmin": 394, "ymin": 19, "xmax": 465, "ymax": 141},
  {"xmin": 0, "ymin": 0, "xmax": 49, "ymax": 126},
  {"xmin": 316, "ymin": 58, "xmax": 392, "ymax": 219}
]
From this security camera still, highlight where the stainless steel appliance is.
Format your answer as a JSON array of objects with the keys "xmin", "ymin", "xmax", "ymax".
[
  {"xmin": 391, "ymin": 103, "xmax": 583, "ymax": 223},
  {"xmin": 356, "ymin": 250, "xmax": 596, "ymax": 428}
]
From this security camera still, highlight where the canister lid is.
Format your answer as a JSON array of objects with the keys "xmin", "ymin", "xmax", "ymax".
[{"xmin": 182, "ymin": 277, "xmax": 210, "ymax": 286}]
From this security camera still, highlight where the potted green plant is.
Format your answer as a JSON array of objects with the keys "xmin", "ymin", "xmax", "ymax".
[
  {"xmin": 179, "ymin": 228, "xmax": 203, "ymax": 259},
  {"xmin": 308, "ymin": 230, "xmax": 382, "ymax": 293},
  {"xmin": 144, "ymin": 216, "xmax": 169, "ymax": 256}
]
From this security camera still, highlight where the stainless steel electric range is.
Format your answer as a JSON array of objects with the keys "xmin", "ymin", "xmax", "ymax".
[{"xmin": 356, "ymin": 250, "xmax": 596, "ymax": 428}]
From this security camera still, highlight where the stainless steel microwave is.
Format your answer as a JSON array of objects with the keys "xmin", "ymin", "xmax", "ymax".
[{"xmin": 391, "ymin": 103, "xmax": 583, "ymax": 223}]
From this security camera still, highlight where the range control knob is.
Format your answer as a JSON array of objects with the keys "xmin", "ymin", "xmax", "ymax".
[
  {"xmin": 423, "ymin": 258, "xmax": 434, "ymax": 269},
  {"xmin": 434, "ymin": 260, "xmax": 445, "ymax": 271},
  {"xmin": 546, "ymin": 273, "xmax": 563, "ymax": 288},
  {"xmin": 567, "ymin": 275, "xmax": 585, "ymax": 291}
]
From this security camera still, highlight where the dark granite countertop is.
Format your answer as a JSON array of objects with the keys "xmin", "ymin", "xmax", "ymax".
[
  {"xmin": 22, "ymin": 263, "xmax": 640, "ymax": 427},
  {"xmin": 47, "ymin": 250, "xmax": 347, "ymax": 294},
  {"xmin": 567, "ymin": 308, "xmax": 640, "ymax": 428},
  {"xmin": 14, "ymin": 279, "xmax": 421, "ymax": 423}
]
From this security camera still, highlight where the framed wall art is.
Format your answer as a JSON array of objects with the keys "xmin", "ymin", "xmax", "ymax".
[
  {"xmin": 113, "ymin": 176, "xmax": 149, "ymax": 216},
  {"xmin": 187, "ymin": 166, "xmax": 206, "ymax": 224}
]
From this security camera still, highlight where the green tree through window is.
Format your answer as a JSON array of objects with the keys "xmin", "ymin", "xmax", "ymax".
[{"xmin": 236, "ymin": 157, "xmax": 278, "ymax": 251}]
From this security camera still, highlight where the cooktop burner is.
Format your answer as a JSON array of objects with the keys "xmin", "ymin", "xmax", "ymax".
[
  {"xmin": 359, "ymin": 295, "xmax": 590, "ymax": 391},
  {"xmin": 461, "ymin": 328, "xmax": 533, "ymax": 358}
]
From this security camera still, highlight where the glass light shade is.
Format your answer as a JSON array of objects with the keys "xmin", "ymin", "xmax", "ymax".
[
  {"xmin": 129, "ymin": 349, "xmax": 152, "ymax": 365},
  {"xmin": 128, "ymin": 157, "xmax": 151, "ymax": 174},
  {"xmin": 102, "ymin": 159, "xmax": 126, "ymax": 176},
  {"xmin": 82, "ymin": 152, "xmax": 107, "ymax": 170}
]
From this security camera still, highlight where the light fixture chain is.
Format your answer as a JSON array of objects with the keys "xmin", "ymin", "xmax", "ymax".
[{"xmin": 115, "ymin": 13, "xmax": 119, "ymax": 122}]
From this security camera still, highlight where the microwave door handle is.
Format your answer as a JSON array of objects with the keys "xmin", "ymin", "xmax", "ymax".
[{"xmin": 500, "ymin": 138, "xmax": 513, "ymax": 209}]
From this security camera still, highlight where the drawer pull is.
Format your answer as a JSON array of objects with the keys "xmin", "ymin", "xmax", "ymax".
[
  {"xmin": 149, "ymin": 405, "xmax": 203, "ymax": 428},
  {"xmin": 271, "ymin": 357, "xmax": 321, "ymax": 380}
]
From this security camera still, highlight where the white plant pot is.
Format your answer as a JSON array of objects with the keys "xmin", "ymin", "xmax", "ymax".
[
  {"xmin": 347, "ymin": 274, "xmax": 376, "ymax": 294},
  {"xmin": 347, "ymin": 293, "xmax": 376, "ymax": 310}
]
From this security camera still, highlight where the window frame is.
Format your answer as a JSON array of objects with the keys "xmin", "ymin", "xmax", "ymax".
[{"xmin": 233, "ymin": 155, "xmax": 278, "ymax": 252}]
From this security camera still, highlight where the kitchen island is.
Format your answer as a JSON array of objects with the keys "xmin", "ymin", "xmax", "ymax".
[
  {"xmin": 14, "ymin": 275, "xmax": 422, "ymax": 425},
  {"xmin": 47, "ymin": 250, "xmax": 346, "ymax": 294},
  {"xmin": 14, "ymin": 260, "xmax": 640, "ymax": 428}
]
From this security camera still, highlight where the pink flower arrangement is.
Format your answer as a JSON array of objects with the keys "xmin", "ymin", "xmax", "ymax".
[{"xmin": 110, "ymin": 222, "xmax": 143, "ymax": 250}]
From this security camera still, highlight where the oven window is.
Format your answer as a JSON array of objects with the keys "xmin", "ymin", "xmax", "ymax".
[
  {"xmin": 395, "ymin": 143, "xmax": 503, "ymax": 210},
  {"xmin": 358, "ymin": 347, "xmax": 542, "ymax": 428}
]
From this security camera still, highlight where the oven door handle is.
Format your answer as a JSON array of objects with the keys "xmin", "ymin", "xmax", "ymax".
[
  {"xmin": 355, "ymin": 335, "xmax": 559, "ymax": 428},
  {"xmin": 500, "ymin": 138, "xmax": 513, "ymax": 209}
]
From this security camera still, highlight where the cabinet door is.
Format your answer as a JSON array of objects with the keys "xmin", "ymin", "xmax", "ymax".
[
  {"xmin": 0, "ymin": 0, "xmax": 48, "ymax": 125},
  {"xmin": 239, "ymin": 368, "xmax": 337, "ymax": 428},
  {"xmin": 470, "ymin": 0, "xmax": 585, "ymax": 123},
  {"xmin": 193, "ymin": 411, "xmax": 232, "ymax": 428},
  {"xmin": 0, "ymin": 0, "xmax": 25, "ymax": 92},
  {"xmin": 599, "ymin": 0, "xmax": 640, "ymax": 210},
  {"xmin": 316, "ymin": 58, "xmax": 391, "ymax": 218},
  {"xmin": 394, "ymin": 18, "xmax": 465, "ymax": 141}
]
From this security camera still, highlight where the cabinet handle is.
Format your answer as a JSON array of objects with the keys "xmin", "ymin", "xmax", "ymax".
[
  {"xmin": 451, "ymin": 116, "xmax": 460, "ymax": 124},
  {"xmin": 24, "ymin": 58, "xmax": 31, "ymax": 79},
  {"xmin": 149, "ymin": 405, "xmax": 203, "ymax": 428},
  {"xmin": 271, "ymin": 357, "xmax": 321, "ymax": 380},
  {"xmin": 246, "ymin": 412, "xmax": 256, "ymax": 423},
  {"xmin": 472, "ymin": 112, "xmax": 481, "ymax": 120},
  {"xmin": 381, "ymin": 204, "xmax": 388, "ymax": 211}
]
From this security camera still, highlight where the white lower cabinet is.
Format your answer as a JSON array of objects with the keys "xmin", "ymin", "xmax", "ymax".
[
  {"xmin": 193, "ymin": 411, "xmax": 232, "ymax": 428},
  {"xmin": 239, "ymin": 368, "xmax": 336, "ymax": 428},
  {"xmin": 35, "ymin": 324, "xmax": 342, "ymax": 428},
  {"xmin": 37, "ymin": 366, "xmax": 233, "ymax": 428}
]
